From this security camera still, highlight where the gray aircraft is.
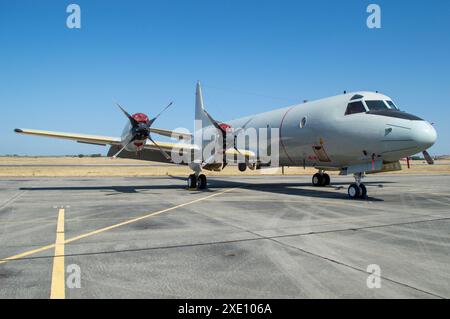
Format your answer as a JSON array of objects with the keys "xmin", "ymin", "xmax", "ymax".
[{"xmin": 15, "ymin": 82, "xmax": 437, "ymax": 199}]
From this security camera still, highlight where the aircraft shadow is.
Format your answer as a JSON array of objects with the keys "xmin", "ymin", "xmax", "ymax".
[
  {"xmin": 20, "ymin": 176, "xmax": 387, "ymax": 201},
  {"xmin": 19, "ymin": 184, "xmax": 181, "ymax": 194},
  {"xmin": 169, "ymin": 176, "xmax": 386, "ymax": 201}
]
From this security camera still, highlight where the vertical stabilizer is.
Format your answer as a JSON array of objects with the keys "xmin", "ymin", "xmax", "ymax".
[{"xmin": 195, "ymin": 81, "xmax": 212, "ymax": 128}]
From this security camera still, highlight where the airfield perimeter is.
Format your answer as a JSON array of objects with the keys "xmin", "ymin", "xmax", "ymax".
[{"xmin": 0, "ymin": 157, "xmax": 449, "ymax": 298}]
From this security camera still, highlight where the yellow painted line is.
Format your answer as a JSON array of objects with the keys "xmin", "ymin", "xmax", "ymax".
[
  {"xmin": 0, "ymin": 188, "xmax": 237, "ymax": 265},
  {"xmin": 50, "ymin": 208, "xmax": 65, "ymax": 299},
  {"xmin": 0, "ymin": 244, "xmax": 55, "ymax": 265},
  {"xmin": 64, "ymin": 188, "xmax": 237, "ymax": 244}
]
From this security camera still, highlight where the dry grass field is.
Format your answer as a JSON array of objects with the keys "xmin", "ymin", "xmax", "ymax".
[{"xmin": 0, "ymin": 156, "xmax": 449, "ymax": 177}]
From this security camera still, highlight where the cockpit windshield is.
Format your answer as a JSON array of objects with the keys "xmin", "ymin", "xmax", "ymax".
[
  {"xmin": 386, "ymin": 100, "xmax": 399, "ymax": 110},
  {"xmin": 365, "ymin": 100, "xmax": 389, "ymax": 111},
  {"xmin": 345, "ymin": 101, "xmax": 366, "ymax": 115}
]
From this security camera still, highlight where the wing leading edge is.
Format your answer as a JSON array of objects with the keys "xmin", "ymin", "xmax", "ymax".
[
  {"xmin": 14, "ymin": 128, "xmax": 121, "ymax": 146},
  {"xmin": 14, "ymin": 128, "xmax": 256, "ymax": 164}
]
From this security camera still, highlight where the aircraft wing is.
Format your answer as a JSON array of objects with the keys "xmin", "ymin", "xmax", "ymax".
[
  {"xmin": 14, "ymin": 128, "xmax": 122, "ymax": 146},
  {"xmin": 14, "ymin": 128, "xmax": 256, "ymax": 164},
  {"xmin": 142, "ymin": 139, "xmax": 256, "ymax": 158},
  {"xmin": 149, "ymin": 128, "xmax": 192, "ymax": 140},
  {"xmin": 143, "ymin": 139, "xmax": 195, "ymax": 153},
  {"xmin": 108, "ymin": 142, "xmax": 255, "ymax": 165}
]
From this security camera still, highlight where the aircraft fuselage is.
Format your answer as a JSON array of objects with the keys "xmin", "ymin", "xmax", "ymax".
[{"xmin": 223, "ymin": 91, "xmax": 436, "ymax": 170}]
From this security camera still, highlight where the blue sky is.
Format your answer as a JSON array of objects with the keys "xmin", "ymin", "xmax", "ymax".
[{"xmin": 1, "ymin": 0, "xmax": 449, "ymax": 155}]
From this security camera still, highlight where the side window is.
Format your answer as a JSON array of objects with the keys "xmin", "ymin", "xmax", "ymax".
[{"xmin": 345, "ymin": 101, "xmax": 366, "ymax": 115}]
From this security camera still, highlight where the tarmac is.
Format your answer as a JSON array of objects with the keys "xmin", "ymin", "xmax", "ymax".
[{"xmin": 0, "ymin": 174, "xmax": 449, "ymax": 298}]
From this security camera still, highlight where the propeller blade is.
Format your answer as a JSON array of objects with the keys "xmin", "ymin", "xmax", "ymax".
[
  {"xmin": 116, "ymin": 103, "xmax": 138, "ymax": 127},
  {"xmin": 423, "ymin": 150, "xmax": 434, "ymax": 165},
  {"xmin": 231, "ymin": 119, "xmax": 254, "ymax": 157},
  {"xmin": 149, "ymin": 102, "xmax": 174, "ymax": 126},
  {"xmin": 201, "ymin": 154, "xmax": 217, "ymax": 168},
  {"xmin": 112, "ymin": 138, "xmax": 135, "ymax": 159},
  {"xmin": 203, "ymin": 109, "xmax": 226, "ymax": 133},
  {"xmin": 148, "ymin": 136, "xmax": 171, "ymax": 160},
  {"xmin": 233, "ymin": 145, "xmax": 242, "ymax": 156},
  {"xmin": 232, "ymin": 118, "xmax": 253, "ymax": 137}
]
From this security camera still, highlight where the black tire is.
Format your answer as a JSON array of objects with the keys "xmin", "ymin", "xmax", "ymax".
[
  {"xmin": 197, "ymin": 174, "xmax": 207, "ymax": 189},
  {"xmin": 323, "ymin": 173, "xmax": 331, "ymax": 186},
  {"xmin": 359, "ymin": 184, "xmax": 367, "ymax": 199},
  {"xmin": 187, "ymin": 174, "xmax": 197, "ymax": 189},
  {"xmin": 348, "ymin": 183, "xmax": 361, "ymax": 199},
  {"xmin": 312, "ymin": 173, "xmax": 323, "ymax": 187}
]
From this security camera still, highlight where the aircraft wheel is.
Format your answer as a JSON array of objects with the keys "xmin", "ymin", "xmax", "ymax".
[
  {"xmin": 348, "ymin": 183, "xmax": 361, "ymax": 199},
  {"xmin": 197, "ymin": 174, "xmax": 207, "ymax": 190},
  {"xmin": 359, "ymin": 184, "xmax": 367, "ymax": 199},
  {"xmin": 238, "ymin": 163, "xmax": 247, "ymax": 172},
  {"xmin": 187, "ymin": 174, "xmax": 197, "ymax": 189},
  {"xmin": 312, "ymin": 173, "xmax": 323, "ymax": 187},
  {"xmin": 323, "ymin": 173, "xmax": 331, "ymax": 186}
]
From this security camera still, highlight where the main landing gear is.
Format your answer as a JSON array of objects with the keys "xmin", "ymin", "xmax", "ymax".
[
  {"xmin": 348, "ymin": 173, "xmax": 367, "ymax": 200},
  {"xmin": 312, "ymin": 171, "xmax": 368, "ymax": 199},
  {"xmin": 312, "ymin": 171, "xmax": 331, "ymax": 187},
  {"xmin": 187, "ymin": 173, "xmax": 207, "ymax": 190}
]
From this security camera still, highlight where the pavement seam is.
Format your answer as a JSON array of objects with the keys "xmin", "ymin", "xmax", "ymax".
[
  {"xmin": 262, "ymin": 235, "xmax": 445, "ymax": 299},
  {"xmin": 2, "ymin": 216, "xmax": 449, "ymax": 262},
  {"xmin": 0, "ymin": 190, "xmax": 27, "ymax": 210},
  {"xmin": 0, "ymin": 188, "xmax": 237, "ymax": 265}
]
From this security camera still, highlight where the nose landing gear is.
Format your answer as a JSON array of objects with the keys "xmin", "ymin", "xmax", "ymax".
[{"xmin": 348, "ymin": 173, "xmax": 367, "ymax": 199}]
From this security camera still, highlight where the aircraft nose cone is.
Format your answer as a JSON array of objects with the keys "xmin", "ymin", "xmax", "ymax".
[{"xmin": 412, "ymin": 121, "xmax": 437, "ymax": 150}]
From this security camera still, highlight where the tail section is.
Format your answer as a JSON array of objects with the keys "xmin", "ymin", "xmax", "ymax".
[{"xmin": 195, "ymin": 81, "xmax": 213, "ymax": 129}]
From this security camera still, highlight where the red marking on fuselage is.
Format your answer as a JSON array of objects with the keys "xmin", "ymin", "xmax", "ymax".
[
  {"xmin": 279, "ymin": 106, "xmax": 296, "ymax": 165},
  {"xmin": 132, "ymin": 113, "xmax": 150, "ymax": 124}
]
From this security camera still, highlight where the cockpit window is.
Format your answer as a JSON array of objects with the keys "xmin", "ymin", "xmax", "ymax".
[
  {"xmin": 365, "ymin": 100, "xmax": 389, "ymax": 111},
  {"xmin": 345, "ymin": 101, "xmax": 366, "ymax": 115},
  {"xmin": 350, "ymin": 94, "xmax": 364, "ymax": 101},
  {"xmin": 386, "ymin": 100, "xmax": 399, "ymax": 110}
]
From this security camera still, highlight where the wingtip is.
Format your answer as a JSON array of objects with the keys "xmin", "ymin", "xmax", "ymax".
[{"xmin": 14, "ymin": 128, "xmax": 23, "ymax": 133}]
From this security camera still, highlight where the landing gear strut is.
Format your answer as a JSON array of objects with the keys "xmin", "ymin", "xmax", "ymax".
[
  {"xmin": 187, "ymin": 173, "xmax": 207, "ymax": 190},
  {"xmin": 312, "ymin": 171, "xmax": 330, "ymax": 187},
  {"xmin": 348, "ymin": 173, "xmax": 367, "ymax": 199}
]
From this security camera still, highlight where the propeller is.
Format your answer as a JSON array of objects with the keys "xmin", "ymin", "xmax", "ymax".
[
  {"xmin": 201, "ymin": 110, "xmax": 253, "ymax": 169},
  {"xmin": 423, "ymin": 150, "xmax": 434, "ymax": 165},
  {"xmin": 113, "ymin": 102, "xmax": 173, "ymax": 160}
]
